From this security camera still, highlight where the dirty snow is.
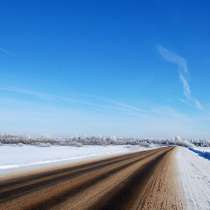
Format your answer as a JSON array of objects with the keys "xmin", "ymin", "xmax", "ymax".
[{"xmin": 176, "ymin": 147, "xmax": 210, "ymax": 210}]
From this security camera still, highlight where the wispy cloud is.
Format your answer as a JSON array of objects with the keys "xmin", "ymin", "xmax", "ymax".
[
  {"xmin": 179, "ymin": 73, "xmax": 191, "ymax": 98},
  {"xmin": 157, "ymin": 45, "xmax": 203, "ymax": 110},
  {"xmin": 0, "ymin": 47, "xmax": 14, "ymax": 56},
  {"xmin": 0, "ymin": 87, "xmax": 147, "ymax": 117},
  {"xmin": 1, "ymin": 86, "xmax": 209, "ymax": 137}
]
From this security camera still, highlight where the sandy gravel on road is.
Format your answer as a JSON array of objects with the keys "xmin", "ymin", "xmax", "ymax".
[
  {"xmin": 127, "ymin": 147, "xmax": 185, "ymax": 210},
  {"xmin": 0, "ymin": 147, "xmax": 189, "ymax": 210}
]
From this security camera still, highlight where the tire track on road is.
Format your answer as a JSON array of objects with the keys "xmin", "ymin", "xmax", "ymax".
[{"xmin": 0, "ymin": 146, "xmax": 183, "ymax": 210}]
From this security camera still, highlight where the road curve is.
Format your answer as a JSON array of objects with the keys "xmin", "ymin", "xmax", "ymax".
[{"xmin": 0, "ymin": 146, "xmax": 184, "ymax": 210}]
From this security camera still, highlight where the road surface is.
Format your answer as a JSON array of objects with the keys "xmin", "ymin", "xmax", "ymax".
[{"xmin": 0, "ymin": 146, "xmax": 184, "ymax": 210}]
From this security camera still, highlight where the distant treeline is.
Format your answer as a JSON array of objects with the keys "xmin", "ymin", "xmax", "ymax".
[{"xmin": 0, "ymin": 134, "xmax": 209, "ymax": 147}]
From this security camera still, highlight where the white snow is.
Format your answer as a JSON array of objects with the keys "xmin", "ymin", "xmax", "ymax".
[
  {"xmin": 0, "ymin": 144, "xmax": 151, "ymax": 175},
  {"xmin": 176, "ymin": 147, "xmax": 210, "ymax": 210},
  {"xmin": 194, "ymin": 147, "xmax": 210, "ymax": 152}
]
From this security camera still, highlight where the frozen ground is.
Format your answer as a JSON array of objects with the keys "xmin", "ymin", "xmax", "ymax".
[
  {"xmin": 0, "ymin": 144, "xmax": 152, "ymax": 175},
  {"xmin": 1, "ymin": 144, "xmax": 210, "ymax": 209},
  {"xmin": 176, "ymin": 147, "xmax": 210, "ymax": 210}
]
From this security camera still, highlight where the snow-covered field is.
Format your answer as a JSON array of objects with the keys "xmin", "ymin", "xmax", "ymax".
[
  {"xmin": 176, "ymin": 147, "xmax": 210, "ymax": 210},
  {"xmin": 0, "ymin": 144, "xmax": 151, "ymax": 175}
]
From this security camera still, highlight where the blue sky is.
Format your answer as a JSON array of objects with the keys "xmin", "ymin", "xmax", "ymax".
[{"xmin": 0, "ymin": 0, "xmax": 210, "ymax": 138}]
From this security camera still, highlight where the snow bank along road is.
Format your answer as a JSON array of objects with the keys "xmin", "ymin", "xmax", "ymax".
[
  {"xmin": 176, "ymin": 147, "xmax": 210, "ymax": 210},
  {"xmin": 0, "ymin": 146, "xmax": 184, "ymax": 210}
]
